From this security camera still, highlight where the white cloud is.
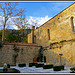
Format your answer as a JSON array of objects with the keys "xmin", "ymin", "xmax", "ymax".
[
  {"xmin": 12, "ymin": 16, "xmax": 51, "ymax": 30},
  {"xmin": 12, "ymin": 16, "xmax": 51, "ymax": 29},
  {"xmin": 28, "ymin": 15, "xmax": 52, "ymax": 28},
  {"xmin": 0, "ymin": 15, "xmax": 52, "ymax": 30},
  {"xmin": 12, "ymin": 25, "xmax": 18, "ymax": 30}
]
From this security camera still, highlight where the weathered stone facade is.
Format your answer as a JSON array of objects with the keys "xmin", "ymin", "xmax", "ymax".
[
  {"xmin": 0, "ymin": 43, "xmax": 41, "ymax": 66},
  {"xmin": 28, "ymin": 3, "xmax": 75, "ymax": 66},
  {"xmin": 44, "ymin": 39, "xmax": 75, "ymax": 66}
]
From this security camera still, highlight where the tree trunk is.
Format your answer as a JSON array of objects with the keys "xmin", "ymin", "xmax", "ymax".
[
  {"xmin": 2, "ymin": 24, "xmax": 5, "ymax": 42},
  {"xmin": 2, "ymin": 17, "xmax": 6, "ymax": 42}
]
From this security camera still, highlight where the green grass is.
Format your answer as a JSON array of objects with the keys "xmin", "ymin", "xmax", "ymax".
[{"xmin": 0, "ymin": 68, "xmax": 20, "ymax": 73}]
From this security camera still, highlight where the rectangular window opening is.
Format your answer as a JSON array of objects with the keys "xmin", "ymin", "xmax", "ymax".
[
  {"xmin": 71, "ymin": 17, "xmax": 75, "ymax": 32},
  {"xmin": 34, "ymin": 35, "xmax": 36, "ymax": 43},
  {"xmin": 48, "ymin": 29, "xmax": 50, "ymax": 40}
]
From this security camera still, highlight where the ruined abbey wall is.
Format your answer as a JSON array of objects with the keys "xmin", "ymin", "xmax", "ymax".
[
  {"xmin": 28, "ymin": 3, "xmax": 75, "ymax": 47},
  {"xmin": 44, "ymin": 39, "xmax": 75, "ymax": 66},
  {"xmin": 28, "ymin": 3, "xmax": 75, "ymax": 66}
]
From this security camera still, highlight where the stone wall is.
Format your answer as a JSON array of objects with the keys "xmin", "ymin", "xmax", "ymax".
[
  {"xmin": 0, "ymin": 44, "xmax": 41, "ymax": 66},
  {"xmin": 28, "ymin": 3, "xmax": 75, "ymax": 47},
  {"xmin": 43, "ymin": 39, "xmax": 75, "ymax": 66},
  {"xmin": 0, "ymin": 45, "xmax": 15, "ymax": 66},
  {"xmin": 16, "ymin": 45, "xmax": 41, "ymax": 66}
]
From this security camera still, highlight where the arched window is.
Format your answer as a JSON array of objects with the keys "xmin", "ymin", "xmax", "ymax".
[{"xmin": 71, "ymin": 17, "xmax": 75, "ymax": 32}]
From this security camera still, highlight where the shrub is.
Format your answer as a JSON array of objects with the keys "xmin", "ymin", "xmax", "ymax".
[
  {"xmin": 70, "ymin": 67, "xmax": 75, "ymax": 73},
  {"xmin": 7, "ymin": 64, "xmax": 10, "ymax": 68},
  {"xmin": 0, "ymin": 68, "xmax": 20, "ymax": 73},
  {"xmin": 43, "ymin": 64, "xmax": 53, "ymax": 69},
  {"xmin": 7, "ymin": 68, "xmax": 20, "ymax": 73},
  {"xmin": 59, "ymin": 65, "xmax": 64, "ymax": 70},
  {"xmin": 29, "ymin": 63, "xmax": 37, "ymax": 67},
  {"xmin": 53, "ymin": 65, "xmax": 64, "ymax": 71},
  {"xmin": 35, "ymin": 64, "xmax": 44, "ymax": 68},
  {"xmin": 0, "ymin": 44, "xmax": 2, "ymax": 49},
  {"xmin": 18, "ymin": 64, "xmax": 26, "ymax": 67}
]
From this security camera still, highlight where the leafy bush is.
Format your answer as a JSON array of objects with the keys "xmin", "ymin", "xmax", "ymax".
[
  {"xmin": 29, "ymin": 63, "xmax": 37, "ymax": 67},
  {"xmin": 53, "ymin": 65, "xmax": 64, "ymax": 71},
  {"xmin": 7, "ymin": 64, "xmax": 10, "ymax": 68},
  {"xmin": 35, "ymin": 64, "xmax": 44, "ymax": 68},
  {"xmin": 43, "ymin": 64, "xmax": 53, "ymax": 69},
  {"xmin": 18, "ymin": 64, "xmax": 26, "ymax": 67},
  {"xmin": 70, "ymin": 67, "xmax": 75, "ymax": 73}
]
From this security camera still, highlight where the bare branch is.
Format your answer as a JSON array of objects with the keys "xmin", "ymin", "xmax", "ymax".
[{"xmin": 0, "ymin": 2, "xmax": 25, "ymax": 42}]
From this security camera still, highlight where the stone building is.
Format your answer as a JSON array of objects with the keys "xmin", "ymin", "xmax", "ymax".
[{"xmin": 28, "ymin": 3, "xmax": 75, "ymax": 66}]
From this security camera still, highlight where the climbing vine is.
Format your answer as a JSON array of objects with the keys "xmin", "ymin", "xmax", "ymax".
[{"xmin": 13, "ymin": 45, "xmax": 19, "ymax": 52}]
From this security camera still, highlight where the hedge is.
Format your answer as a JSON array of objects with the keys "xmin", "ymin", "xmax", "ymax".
[
  {"xmin": 7, "ymin": 64, "xmax": 10, "ymax": 68},
  {"xmin": 29, "ymin": 63, "xmax": 37, "ymax": 67},
  {"xmin": 18, "ymin": 64, "xmax": 26, "ymax": 67},
  {"xmin": 35, "ymin": 64, "xmax": 44, "ymax": 68},
  {"xmin": 43, "ymin": 64, "xmax": 53, "ymax": 69},
  {"xmin": 70, "ymin": 67, "xmax": 75, "ymax": 73},
  {"xmin": 53, "ymin": 65, "xmax": 64, "ymax": 71}
]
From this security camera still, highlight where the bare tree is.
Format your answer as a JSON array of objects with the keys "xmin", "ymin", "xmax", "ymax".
[
  {"xmin": 0, "ymin": 2, "xmax": 24, "ymax": 42},
  {"xmin": 13, "ymin": 11, "xmax": 39, "ymax": 43},
  {"xmin": 13, "ymin": 11, "xmax": 30, "ymax": 43}
]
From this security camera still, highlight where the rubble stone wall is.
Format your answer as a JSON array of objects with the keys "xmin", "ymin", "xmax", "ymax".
[
  {"xmin": 0, "ymin": 44, "xmax": 41, "ymax": 66},
  {"xmin": 43, "ymin": 40, "xmax": 75, "ymax": 66}
]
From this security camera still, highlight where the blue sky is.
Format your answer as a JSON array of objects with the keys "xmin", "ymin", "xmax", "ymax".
[
  {"xmin": 17, "ymin": 2, "xmax": 74, "ymax": 18},
  {"xmin": 0, "ymin": 2, "xmax": 75, "ymax": 29},
  {"xmin": 16, "ymin": 2, "xmax": 74, "ymax": 28}
]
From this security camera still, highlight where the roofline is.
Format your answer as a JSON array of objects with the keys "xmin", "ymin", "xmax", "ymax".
[
  {"xmin": 34, "ymin": 2, "xmax": 75, "ymax": 30},
  {"xmin": 3, "ymin": 43, "xmax": 41, "ymax": 47},
  {"xmin": 4, "ymin": 44, "xmax": 41, "ymax": 47}
]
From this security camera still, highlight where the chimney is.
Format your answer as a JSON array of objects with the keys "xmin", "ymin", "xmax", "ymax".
[
  {"xmin": 36, "ymin": 27, "xmax": 38, "ymax": 29},
  {"xmin": 32, "ymin": 26, "xmax": 35, "ymax": 43}
]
